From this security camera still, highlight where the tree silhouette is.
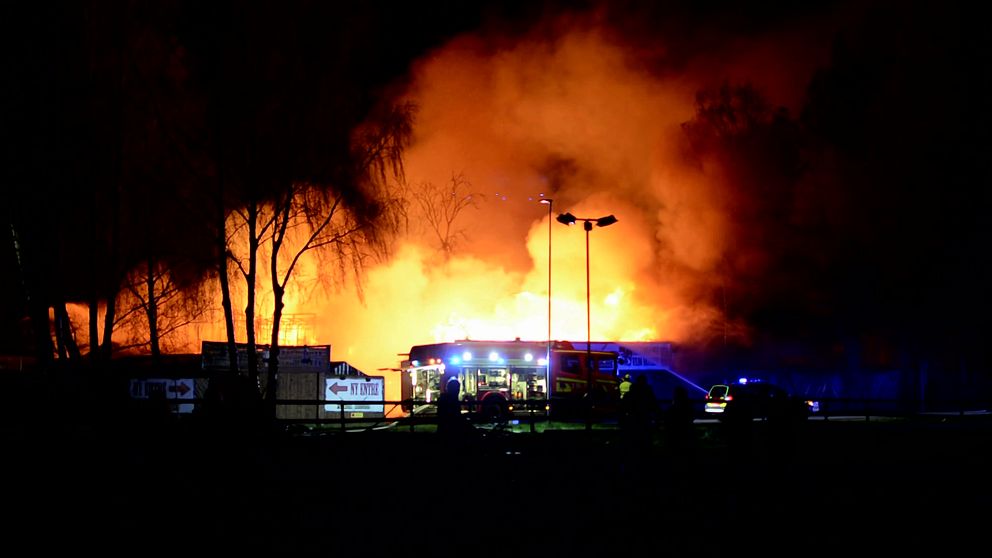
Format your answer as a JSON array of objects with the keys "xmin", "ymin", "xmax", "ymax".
[
  {"xmin": 4, "ymin": 2, "xmax": 200, "ymax": 365},
  {"xmin": 407, "ymin": 172, "xmax": 484, "ymax": 259},
  {"xmin": 177, "ymin": 2, "xmax": 416, "ymax": 408},
  {"xmin": 262, "ymin": 103, "xmax": 412, "ymax": 413}
]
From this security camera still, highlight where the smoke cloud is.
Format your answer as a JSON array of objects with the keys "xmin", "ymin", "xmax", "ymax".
[{"xmin": 301, "ymin": 4, "xmax": 853, "ymax": 399}]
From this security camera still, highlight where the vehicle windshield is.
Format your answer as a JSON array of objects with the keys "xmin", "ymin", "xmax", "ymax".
[{"xmin": 708, "ymin": 385, "xmax": 729, "ymax": 398}]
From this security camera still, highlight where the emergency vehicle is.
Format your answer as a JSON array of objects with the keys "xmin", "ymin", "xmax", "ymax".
[{"xmin": 401, "ymin": 339, "xmax": 620, "ymax": 418}]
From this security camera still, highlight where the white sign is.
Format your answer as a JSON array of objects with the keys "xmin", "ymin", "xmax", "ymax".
[
  {"xmin": 324, "ymin": 377, "xmax": 384, "ymax": 414},
  {"xmin": 129, "ymin": 378, "xmax": 195, "ymax": 414}
]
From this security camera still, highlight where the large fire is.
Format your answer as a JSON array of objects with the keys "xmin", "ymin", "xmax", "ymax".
[{"xmin": 66, "ymin": 13, "xmax": 829, "ymax": 404}]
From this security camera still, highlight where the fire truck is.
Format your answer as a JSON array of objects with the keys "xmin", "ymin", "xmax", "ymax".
[{"xmin": 400, "ymin": 339, "xmax": 619, "ymax": 418}]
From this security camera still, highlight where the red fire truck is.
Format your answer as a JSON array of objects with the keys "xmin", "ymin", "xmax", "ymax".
[{"xmin": 400, "ymin": 338, "xmax": 619, "ymax": 418}]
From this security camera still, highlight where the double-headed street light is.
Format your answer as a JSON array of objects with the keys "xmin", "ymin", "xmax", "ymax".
[{"xmin": 556, "ymin": 212, "xmax": 618, "ymax": 426}]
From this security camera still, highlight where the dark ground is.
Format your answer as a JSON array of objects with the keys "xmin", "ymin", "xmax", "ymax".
[{"xmin": 4, "ymin": 413, "xmax": 990, "ymax": 555}]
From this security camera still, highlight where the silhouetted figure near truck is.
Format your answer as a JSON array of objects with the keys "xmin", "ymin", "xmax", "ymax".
[
  {"xmin": 437, "ymin": 378, "xmax": 466, "ymax": 435},
  {"xmin": 617, "ymin": 375, "xmax": 658, "ymax": 477},
  {"xmin": 627, "ymin": 375, "xmax": 657, "ymax": 432},
  {"xmin": 436, "ymin": 378, "xmax": 477, "ymax": 461}
]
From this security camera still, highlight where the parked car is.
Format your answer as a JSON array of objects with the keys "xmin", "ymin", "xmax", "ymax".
[{"xmin": 704, "ymin": 380, "xmax": 815, "ymax": 421}]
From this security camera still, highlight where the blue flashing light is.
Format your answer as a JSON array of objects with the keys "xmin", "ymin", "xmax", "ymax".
[
  {"xmin": 411, "ymin": 360, "xmax": 420, "ymax": 367},
  {"xmin": 462, "ymin": 351, "xmax": 472, "ymax": 361},
  {"xmin": 524, "ymin": 353, "xmax": 533, "ymax": 362},
  {"xmin": 450, "ymin": 356, "xmax": 461, "ymax": 365},
  {"xmin": 738, "ymin": 377, "xmax": 748, "ymax": 384},
  {"xmin": 489, "ymin": 351, "xmax": 499, "ymax": 362}
]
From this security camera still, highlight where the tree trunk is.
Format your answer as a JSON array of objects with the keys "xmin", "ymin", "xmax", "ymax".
[
  {"xmin": 244, "ymin": 201, "xmax": 259, "ymax": 392},
  {"xmin": 218, "ymin": 232, "xmax": 238, "ymax": 373},
  {"xmin": 265, "ymin": 198, "xmax": 292, "ymax": 418},
  {"xmin": 100, "ymin": 272, "xmax": 118, "ymax": 361},
  {"xmin": 54, "ymin": 308, "xmax": 68, "ymax": 361},
  {"xmin": 59, "ymin": 303, "xmax": 81, "ymax": 361},
  {"xmin": 99, "ymin": 184, "xmax": 120, "ymax": 361},
  {"xmin": 53, "ymin": 301, "xmax": 80, "ymax": 361},
  {"xmin": 216, "ymin": 175, "xmax": 238, "ymax": 374},
  {"xmin": 266, "ymin": 275, "xmax": 284, "ymax": 417},
  {"xmin": 9, "ymin": 221, "xmax": 53, "ymax": 366},
  {"xmin": 145, "ymin": 254, "xmax": 160, "ymax": 360},
  {"xmin": 98, "ymin": 21, "xmax": 125, "ymax": 364},
  {"xmin": 88, "ymin": 297, "xmax": 99, "ymax": 358}
]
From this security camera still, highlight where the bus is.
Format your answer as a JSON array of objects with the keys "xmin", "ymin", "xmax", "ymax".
[{"xmin": 400, "ymin": 339, "xmax": 620, "ymax": 418}]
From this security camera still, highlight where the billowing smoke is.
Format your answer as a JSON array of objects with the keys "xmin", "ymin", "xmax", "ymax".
[{"xmin": 303, "ymin": 6, "xmax": 847, "ymax": 400}]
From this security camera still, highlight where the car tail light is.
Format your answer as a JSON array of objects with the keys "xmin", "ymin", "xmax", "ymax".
[{"xmin": 724, "ymin": 395, "xmax": 733, "ymax": 401}]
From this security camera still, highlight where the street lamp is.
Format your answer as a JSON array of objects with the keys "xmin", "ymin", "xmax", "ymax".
[
  {"xmin": 539, "ymin": 199, "xmax": 553, "ymax": 405},
  {"xmin": 556, "ymin": 211, "xmax": 618, "ymax": 428}
]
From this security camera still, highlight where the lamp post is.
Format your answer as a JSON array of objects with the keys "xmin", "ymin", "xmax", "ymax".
[
  {"xmin": 556, "ymin": 212, "xmax": 618, "ymax": 429},
  {"xmin": 539, "ymin": 199, "xmax": 553, "ymax": 406}
]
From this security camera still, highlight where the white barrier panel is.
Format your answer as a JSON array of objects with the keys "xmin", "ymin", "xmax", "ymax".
[
  {"xmin": 129, "ymin": 378, "xmax": 195, "ymax": 414},
  {"xmin": 324, "ymin": 377, "xmax": 384, "ymax": 414}
]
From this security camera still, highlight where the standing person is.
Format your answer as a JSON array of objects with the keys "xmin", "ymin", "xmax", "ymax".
[
  {"xmin": 620, "ymin": 375, "xmax": 658, "ymax": 474},
  {"xmin": 618, "ymin": 374, "xmax": 633, "ymax": 400},
  {"xmin": 437, "ymin": 378, "xmax": 465, "ymax": 435},
  {"xmin": 617, "ymin": 373, "xmax": 634, "ymax": 429},
  {"xmin": 627, "ymin": 375, "xmax": 658, "ymax": 433}
]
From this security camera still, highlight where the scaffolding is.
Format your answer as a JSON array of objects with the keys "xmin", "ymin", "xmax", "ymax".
[{"xmin": 257, "ymin": 313, "xmax": 317, "ymax": 347}]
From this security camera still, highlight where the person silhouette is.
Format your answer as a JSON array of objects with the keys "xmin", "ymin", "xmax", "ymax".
[
  {"xmin": 619, "ymin": 374, "xmax": 633, "ymax": 400},
  {"xmin": 618, "ymin": 375, "xmax": 657, "ymax": 476},
  {"xmin": 437, "ymin": 378, "xmax": 465, "ymax": 436},
  {"xmin": 627, "ymin": 375, "xmax": 657, "ymax": 430}
]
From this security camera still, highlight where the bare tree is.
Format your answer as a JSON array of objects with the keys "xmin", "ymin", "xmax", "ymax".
[
  {"xmin": 112, "ymin": 261, "xmax": 211, "ymax": 356},
  {"xmin": 6, "ymin": 3, "xmax": 161, "ymax": 366},
  {"xmin": 407, "ymin": 172, "xmax": 483, "ymax": 258},
  {"xmin": 263, "ymin": 103, "xmax": 412, "ymax": 412},
  {"xmin": 227, "ymin": 198, "xmax": 276, "ymax": 390}
]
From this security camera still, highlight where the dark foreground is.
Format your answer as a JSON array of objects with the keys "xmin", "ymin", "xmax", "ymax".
[{"xmin": 5, "ymin": 414, "xmax": 991, "ymax": 555}]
